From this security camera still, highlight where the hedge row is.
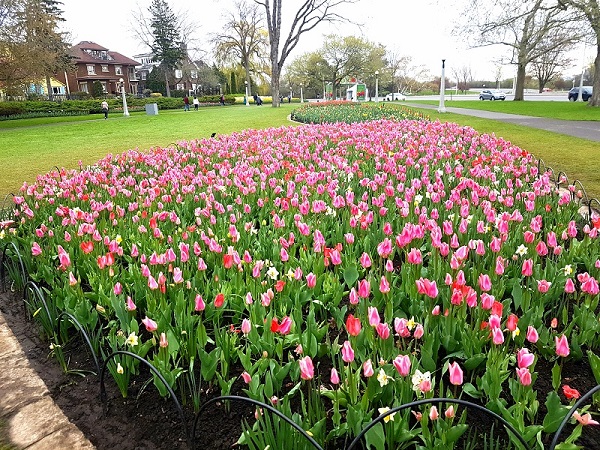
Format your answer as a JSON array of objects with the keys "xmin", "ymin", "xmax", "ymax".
[{"xmin": 0, "ymin": 95, "xmax": 237, "ymax": 118}]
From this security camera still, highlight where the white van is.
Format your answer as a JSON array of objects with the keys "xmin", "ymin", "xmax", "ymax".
[{"xmin": 384, "ymin": 92, "xmax": 406, "ymax": 101}]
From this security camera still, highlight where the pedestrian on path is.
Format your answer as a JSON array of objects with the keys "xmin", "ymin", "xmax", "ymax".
[
  {"xmin": 183, "ymin": 95, "xmax": 190, "ymax": 111},
  {"xmin": 193, "ymin": 96, "xmax": 199, "ymax": 111},
  {"xmin": 101, "ymin": 100, "xmax": 109, "ymax": 119}
]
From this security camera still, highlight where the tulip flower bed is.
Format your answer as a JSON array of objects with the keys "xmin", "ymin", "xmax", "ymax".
[
  {"xmin": 3, "ymin": 110, "xmax": 600, "ymax": 449},
  {"xmin": 290, "ymin": 100, "xmax": 429, "ymax": 124}
]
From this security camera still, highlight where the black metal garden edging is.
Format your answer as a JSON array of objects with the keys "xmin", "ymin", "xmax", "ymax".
[
  {"xmin": 345, "ymin": 397, "xmax": 531, "ymax": 450},
  {"xmin": 192, "ymin": 395, "xmax": 324, "ymax": 450},
  {"xmin": 99, "ymin": 350, "xmax": 192, "ymax": 450},
  {"xmin": 56, "ymin": 311, "xmax": 101, "ymax": 376}
]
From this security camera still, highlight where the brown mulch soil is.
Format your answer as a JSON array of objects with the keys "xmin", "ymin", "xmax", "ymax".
[{"xmin": 2, "ymin": 288, "xmax": 600, "ymax": 449}]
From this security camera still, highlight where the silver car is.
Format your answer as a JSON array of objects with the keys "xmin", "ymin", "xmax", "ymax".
[{"xmin": 479, "ymin": 90, "xmax": 506, "ymax": 101}]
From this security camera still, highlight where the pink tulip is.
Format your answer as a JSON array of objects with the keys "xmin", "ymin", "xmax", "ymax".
[
  {"xmin": 342, "ymin": 340, "xmax": 355, "ymax": 363},
  {"xmin": 445, "ymin": 405, "xmax": 455, "ymax": 418},
  {"xmin": 363, "ymin": 359, "xmax": 374, "ymax": 377},
  {"xmin": 306, "ymin": 272, "xmax": 316, "ymax": 288},
  {"xmin": 392, "ymin": 354, "xmax": 411, "ymax": 376},
  {"xmin": 126, "ymin": 296, "xmax": 136, "ymax": 311},
  {"xmin": 368, "ymin": 306, "xmax": 381, "ymax": 327},
  {"xmin": 478, "ymin": 274, "xmax": 492, "ymax": 292},
  {"xmin": 573, "ymin": 411, "xmax": 600, "ymax": 426},
  {"xmin": 537, "ymin": 279, "xmax": 551, "ymax": 293},
  {"xmin": 415, "ymin": 278, "xmax": 438, "ymax": 298},
  {"xmin": 31, "ymin": 242, "xmax": 42, "ymax": 256},
  {"xmin": 517, "ymin": 348, "xmax": 535, "ymax": 369},
  {"xmin": 358, "ymin": 279, "xmax": 371, "ymax": 298},
  {"xmin": 564, "ymin": 278, "xmax": 576, "ymax": 293},
  {"xmin": 413, "ymin": 323, "xmax": 424, "ymax": 339},
  {"xmin": 555, "ymin": 334, "xmax": 570, "ymax": 357},
  {"xmin": 448, "ymin": 361, "xmax": 463, "ymax": 385},
  {"xmin": 377, "ymin": 238, "xmax": 393, "ymax": 258},
  {"xmin": 349, "ymin": 287, "xmax": 359, "ymax": 304},
  {"xmin": 159, "ymin": 332, "xmax": 168, "ymax": 348},
  {"xmin": 194, "ymin": 294, "xmax": 205, "ymax": 311},
  {"xmin": 241, "ymin": 318, "xmax": 252, "ymax": 335},
  {"xmin": 113, "ymin": 282, "xmax": 122, "ymax": 295},
  {"xmin": 142, "ymin": 316, "xmax": 158, "ymax": 332},
  {"xmin": 492, "ymin": 327, "xmax": 504, "ymax": 345},
  {"xmin": 429, "ymin": 406, "xmax": 439, "ymax": 420},
  {"xmin": 68, "ymin": 271, "xmax": 77, "ymax": 286},
  {"xmin": 278, "ymin": 316, "xmax": 292, "ymax": 335},
  {"xmin": 57, "ymin": 245, "xmax": 71, "ymax": 269},
  {"xmin": 526, "ymin": 326, "xmax": 539, "ymax": 343},
  {"xmin": 173, "ymin": 267, "xmax": 184, "ymax": 283},
  {"xmin": 241, "ymin": 371, "xmax": 252, "ymax": 384},
  {"xmin": 299, "ymin": 356, "xmax": 314, "ymax": 380},
  {"xmin": 379, "ymin": 276, "xmax": 390, "ymax": 294},
  {"xmin": 330, "ymin": 368, "xmax": 340, "ymax": 384},
  {"xmin": 359, "ymin": 252, "xmax": 372, "ymax": 268},
  {"xmin": 407, "ymin": 248, "xmax": 422, "ymax": 264},
  {"xmin": 516, "ymin": 367, "xmax": 532, "ymax": 386},
  {"xmin": 522, "ymin": 259, "xmax": 533, "ymax": 276},
  {"xmin": 148, "ymin": 275, "xmax": 159, "ymax": 290}
]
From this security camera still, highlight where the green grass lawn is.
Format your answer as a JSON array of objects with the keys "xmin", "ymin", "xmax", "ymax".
[
  {"xmin": 409, "ymin": 100, "xmax": 600, "ymax": 121},
  {"xmin": 0, "ymin": 104, "xmax": 297, "ymax": 199},
  {"xmin": 1, "ymin": 102, "xmax": 599, "ymax": 200}
]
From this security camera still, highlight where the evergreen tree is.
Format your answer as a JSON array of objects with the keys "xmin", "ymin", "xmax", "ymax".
[
  {"xmin": 230, "ymin": 72, "xmax": 237, "ymax": 94},
  {"xmin": 148, "ymin": 0, "xmax": 186, "ymax": 97}
]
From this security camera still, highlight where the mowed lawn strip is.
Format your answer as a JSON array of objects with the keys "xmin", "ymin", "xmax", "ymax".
[
  {"xmin": 1, "ymin": 102, "xmax": 599, "ymax": 199},
  {"xmin": 0, "ymin": 105, "xmax": 297, "ymax": 198},
  {"xmin": 407, "ymin": 99, "xmax": 600, "ymax": 121}
]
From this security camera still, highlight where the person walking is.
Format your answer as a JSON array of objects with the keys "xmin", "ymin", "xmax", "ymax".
[
  {"xmin": 101, "ymin": 100, "xmax": 109, "ymax": 119},
  {"xmin": 220, "ymin": 94, "xmax": 225, "ymax": 106},
  {"xmin": 193, "ymin": 96, "xmax": 199, "ymax": 111},
  {"xmin": 183, "ymin": 95, "xmax": 190, "ymax": 111}
]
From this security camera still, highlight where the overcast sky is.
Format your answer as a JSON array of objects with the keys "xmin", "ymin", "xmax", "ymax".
[{"xmin": 58, "ymin": 0, "xmax": 585, "ymax": 82}]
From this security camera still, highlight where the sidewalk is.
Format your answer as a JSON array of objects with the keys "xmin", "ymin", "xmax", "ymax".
[
  {"xmin": 405, "ymin": 103, "xmax": 600, "ymax": 143},
  {"xmin": 0, "ymin": 306, "xmax": 94, "ymax": 450}
]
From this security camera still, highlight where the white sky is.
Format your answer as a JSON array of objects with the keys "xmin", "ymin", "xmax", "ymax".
[{"xmin": 58, "ymin": 0, "xmax": 585, "ymax": 82}]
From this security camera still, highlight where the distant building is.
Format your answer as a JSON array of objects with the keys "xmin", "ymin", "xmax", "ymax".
[{"xmin": 55, "ymin": 41, "xmax": 140, "ymax": 96}]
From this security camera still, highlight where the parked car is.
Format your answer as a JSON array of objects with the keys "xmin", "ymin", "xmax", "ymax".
[
  {"xmin": 384, "ymin": 92, "xmax": 406, "ymax": 101},
  {"xmin": 479, "ymin": 90, "xmax": 506, "ymax": 101},
  {"xmin": 568, "ymin": 86, "xmax": 593, "ymax": 101}
]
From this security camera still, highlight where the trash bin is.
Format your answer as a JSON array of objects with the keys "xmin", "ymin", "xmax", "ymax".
[{"xmin": 145, "ymin": 103, "xmax": 158, "ymax": 115}]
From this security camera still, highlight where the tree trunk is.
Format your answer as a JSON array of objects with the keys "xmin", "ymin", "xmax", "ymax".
[
  {"xmin": 164, "ymin": 71, "xmax": 171, "ymax": 97},
  {"xmin": 590, "ymin": 42, "xmax": 600, "ymax": 107},
  {"xmin": 514, "ymin": 63, "xmax": 526, "ymax": 101},
  {"xmin": 270, "ymin": 60, "xmax": 280, "ymax": 107},
  {"xmin": 45, "ymin": 75, "xmax": 54, "ymax": 101}
]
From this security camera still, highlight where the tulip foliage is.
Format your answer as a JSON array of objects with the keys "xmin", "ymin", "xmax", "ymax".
[{"xmin": 4, "ymin": 106, "xmax": 600, "ymax": 448}]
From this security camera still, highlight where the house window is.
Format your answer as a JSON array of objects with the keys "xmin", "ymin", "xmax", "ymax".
[
  {"xmin": 78, "ymin": 82, "xmax": 88, "ymax": 93},
  {"xmin": 141, "ymin": 72, "xmax": 147, "ymax": 80},
  {"xmin": 101, "ymin": 65, "xmax": 109, "ymax": 72},
  {"xmin": 175, "ymin": 69, "xmax": 182, "ymax": 78},
  {"xmin": 191, "ymin": 70, "xmax": 197, "ymax": 79},
  {"xmin": 115, "ymin": 65, "xmax": 123, "ymax": 75},
  {"xmin": 176, "ymin": 83, "xmax": 185, "ymax": 90},
  {"xmin": 86, "ymin": 65, "xmax": 96, "ymax": 75},
  {"xmin": 191, "ymin": 83, "xmax": 197, "ymax": 91},
  {"xmin": 100, "ymin": 81, "xmax": 107, "ymax": 93}
]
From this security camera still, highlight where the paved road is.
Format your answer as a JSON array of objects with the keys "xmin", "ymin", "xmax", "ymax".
[{"xmin": 405, "ymin": 102, "xmax": 600, "ymax": 143}]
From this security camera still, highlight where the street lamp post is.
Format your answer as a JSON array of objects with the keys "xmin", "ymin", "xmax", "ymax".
[
  {"xmin": 244, "ymin": 80, "xmax": 249, "ymax": 106},
  {"xmin": 375, "ymin": 70, "xmax": 379, "ymax": 103},
  {"xmin": 119, "ymin": 78, "xmax": 129, "ymax": 117},
  {"xmin": 300, "ymin": 83, "xmax": 304, "ymax": 103},
  {"xmin": 438, "ymin": 59, "xmax": 446, "ymax": 113}
]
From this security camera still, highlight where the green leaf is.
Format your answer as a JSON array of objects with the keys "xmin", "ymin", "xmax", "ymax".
[
  {"xmin": 587, "ymin": 350, "xmax": 600, "ymax": 384},
  {"xmin": 555, "ymin": 444, "xmax": 583, "ymax": 450},
  {"xmin": 445, "ymin": 424, "xmax": 468, "ymax": 443},
  {"xmin": 552, "ymin": 361, "xmax": 562, "ymax": 391},
  {"xmin": 543, "ymin": 391, "xmax": 570, "ymax": 433},
  {"xmin": 462, "ymin": 382, "xmax": 482, "ymax": 399},
  {"xmin": 464, "ymin": 353, "xmax": 486, "ymax": 370},
  {"xmin": 343, "ymin": 264, "xmax": 359, "ymax": 287},
  {"xmin": 364, "ymin": 422, "xmax": 385, "ymax": 450},
  {"xmin": 512, "ymin": 282, "xmax": 522, "ymax": 311}
]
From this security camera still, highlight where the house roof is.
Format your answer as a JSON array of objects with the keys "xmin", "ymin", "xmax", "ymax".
[{"xmin": 70, "ymin": 41, "xmax": 140, "ymax": 66}]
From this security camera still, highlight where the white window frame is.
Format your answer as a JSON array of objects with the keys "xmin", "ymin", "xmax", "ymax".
[
  {"xmin": 174, "ymin": 69, "xmax": 183, "ymax": 78},
  {"xmin": 78, "ymin": 82, "xmax": 88, "ymax": 93},
  {"xmin": 100, "ymin": 81, "xmax": 107, "ymax": 93},
  {"xmin": 176, "ymin": 83, "xmax": 185, "ymax": 90},
  {"xmin": 101, "ymin": 65, "xmax": 109, "ymax": 72},
  {"xmin": 115, "ymin": 65, "xmax": 123, "ymax": 75},
  {"xmin": 86, "ymin": 64, "xmax": 96, "ymax": 75},
  {"xmin": 190, "ymin": 70, "xmax": 197, "ymax": 79}
]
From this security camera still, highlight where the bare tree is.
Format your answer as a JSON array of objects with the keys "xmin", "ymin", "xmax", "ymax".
[
  {"xmin": 212, "ymin": 1, "xmax": 269, "ymax": 99},
  {"xmin": 253, "ymin": 0, "xmax": 358, "ymax": 107},
  {"xmin": 557, "ymin": 0, "xmax": 600, "ymax": 106},
  {"xmin": 530, "ymin": 35, "xmax": 574, "ymax": 92},
  {"xmin": 386, "ymin": 51, "xmax": 430, "ymax": 94},
  {"xmin": 458, "ymin": 0, "xmax": 582, "ymax": 100},
  {"xmin": 451, "ymin": 65, "xmax": 473, "ymax": 93}
]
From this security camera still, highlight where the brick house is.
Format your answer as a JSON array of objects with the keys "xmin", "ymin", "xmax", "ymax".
[{"xmin": 55, "ymin": 41, "xmax": 140, "ymax": 96}]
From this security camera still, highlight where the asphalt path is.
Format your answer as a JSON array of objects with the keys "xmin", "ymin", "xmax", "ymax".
[{"xmin": 404, "ymin": 102, "xmax": 600, "ymax": 143}]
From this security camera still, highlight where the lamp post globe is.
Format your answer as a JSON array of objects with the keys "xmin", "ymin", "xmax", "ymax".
[
  {"xmin": 437, "ymin": 60, "xmax": 446, "ymax": 113},
  {"xmin": 300, "ymin": 83, "xmax": 304, "ymax": 103},
  {"xmin": 119, "ymin": 78, "xmax": 129, "ymax": 117},
  {"xmin": 244, "ymin": 80, "xmax": 249, "ymax": 106}
]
